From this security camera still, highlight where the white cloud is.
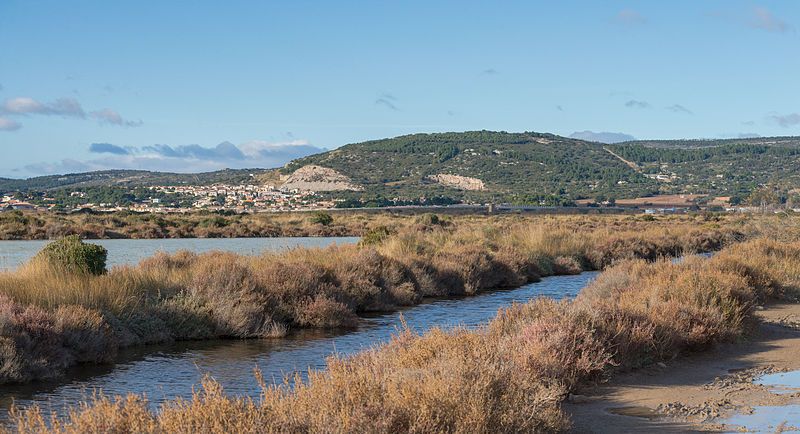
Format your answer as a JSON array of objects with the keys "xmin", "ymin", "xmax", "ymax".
[
  {"xmin": 22, "ymin": 139, "xmax": 327, "ymax": 176},
  {"xmin": 1, "ymin": 96, "xmax": 141, "ymax": 129},
  {"xmin": 0, "ymin": 117, "xmax": 21, "ymax": 132},
  {"xmin": 2, "ymin": 97, "xmax": 85, "ymax": 117}
]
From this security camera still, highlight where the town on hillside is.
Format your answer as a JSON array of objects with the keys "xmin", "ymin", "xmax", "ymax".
[{"xmin": 1, "ymin": 183, "xmax": 336, "ymax": 213}]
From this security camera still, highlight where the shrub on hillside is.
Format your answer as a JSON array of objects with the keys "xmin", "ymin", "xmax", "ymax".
[{"xmin": 34, "ymin": 235, "xmax": 107, "ymax": 275}]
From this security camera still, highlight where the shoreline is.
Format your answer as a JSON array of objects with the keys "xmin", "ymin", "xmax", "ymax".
[{"xmin": 566, "ymin": 302, "xmax": 800, "ymax": 432}]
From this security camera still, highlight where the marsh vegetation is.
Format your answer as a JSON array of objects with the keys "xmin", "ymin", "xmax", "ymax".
[{"xmin": 1, "ymin": 213, "xmax": 788, "ymax": 432}]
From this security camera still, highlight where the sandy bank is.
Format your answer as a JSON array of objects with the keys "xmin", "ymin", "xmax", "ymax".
[{"xmin": 566, "ymin": 302, "xmax": 800, "ymax": 432}]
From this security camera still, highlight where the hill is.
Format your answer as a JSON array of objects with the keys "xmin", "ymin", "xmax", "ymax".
[
  {"xmin": 284, "ymin": 131, "xmax": 659, "ymax": 204},
  {"xmin": 6, "ymin": 132, "xmax": 800, "ymax": 208},
  {"xmin": 0, "ymin": 168, "xmax": 272, "ymax": 193},
  {"xmin": 608, "ymin": 136, "xmax": 800, "ymax": 200}
]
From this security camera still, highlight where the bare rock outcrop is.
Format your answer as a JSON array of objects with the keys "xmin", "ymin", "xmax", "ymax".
[
  {"xmin": 426, "ymin": 174, "xmax": 486, "ymax": 191},
  {"xmin": 280, "ymin": 165, "xmax": 362, "ymax": 192}
]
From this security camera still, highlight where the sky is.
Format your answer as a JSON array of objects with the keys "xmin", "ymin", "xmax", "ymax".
[{"xmin": 1, "ymin": 1, "xmax": 799, "ymax": 178}]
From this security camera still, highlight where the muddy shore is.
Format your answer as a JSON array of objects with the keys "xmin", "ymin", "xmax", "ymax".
[{"xmin": 566, "ymin": 302, "xmax": 800, "ymax": 432}]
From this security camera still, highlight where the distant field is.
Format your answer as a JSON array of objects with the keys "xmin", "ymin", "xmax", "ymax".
[
  {"xmin": 615, "ymin": 194, "xmax": 705, "ymax": 207},
  {"xmin": 576, "ymin": 194, "xmax": 710, "ymax": 207}
]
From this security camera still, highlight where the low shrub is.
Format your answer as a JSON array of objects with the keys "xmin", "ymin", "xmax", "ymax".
[
  {"xmin": 34, "ymin": 235, "xmax": 108, "ymax": 275},
  {"xmin": 309, "ymin": 211, "xmax": 334, "ymax": 226},
  {"xmin": 359, "ymin": 225, "xmax": 393, "ymax": 246}
]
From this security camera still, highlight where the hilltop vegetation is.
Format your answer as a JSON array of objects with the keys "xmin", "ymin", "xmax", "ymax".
[
  {"xmin": 609, "ymin": 136, "xmax": 800, "ymax": 202},
  {"xmin": 287, "ymin": 131, "xmax": 800, "ymax": 206},
  {"xmin": 286, "ymin": 131, "xmax": 659, "ymax": 204}
]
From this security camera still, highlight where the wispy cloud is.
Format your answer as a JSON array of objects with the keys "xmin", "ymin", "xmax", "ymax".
[
  {"xmin": 142, "ymin": 142, "xmax": 247, "ymax": 160},
  {"xmin": 1, "ymin": 96, "xmax": 141, "ymax": 129},
  {"xmin": 89, "ymin": 143, "xmax": 131, "ymax": 155},
  {"xmin": 769, "ymin": 112, "xmax": 800, "ymax": 128},
  {"xmin": 0, "ymin": 117, "xmax": 21, "ymax": 132},
  {"xmin": 375, "ymin": 93, "xmax": 399, "ymax": 111},
  {"xmin": 2, "ymin": 97, "xmax": 85, "ymax": 118},
  {"xmin": 89, "ymin": 108, "xmax": 142, "ymax": 127},
  {"xmin": 24, "ymin": 159, "xmax": 92, "ymax": 175},
  {"xmin": 614, "ymin": 9, "xmax": 647, "ymax": 26},
  {"xmin": 569, "ymin": 131, "xmax": 636, "ymax": 144},
  {"xmin": 666, "ymin": 104, "xmax": 693, "ymax": 114},
  {"xmin": 750, "ymin": 7, "xmax": 791, "ymax": 33},
  {"xmin": 24, "ymin": 140, "xmax": 326, "ymax": 176},
  {"xmin": 625, "ymin": 100, "xmax": 650, "ymax": 109}
]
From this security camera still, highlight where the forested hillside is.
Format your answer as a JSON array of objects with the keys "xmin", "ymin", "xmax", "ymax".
[
  {"xmin": 286, "ymin": 131, "xmax": 659, "ymax": 204},
  {"xmin": 609, "ymin": 136, "xmax": 800, "ymax": 200}
]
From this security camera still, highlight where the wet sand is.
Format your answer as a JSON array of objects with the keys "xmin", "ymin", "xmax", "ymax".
[{"xmin": 566, "ymin": 303, "xmax": 800, "ymax": 433}]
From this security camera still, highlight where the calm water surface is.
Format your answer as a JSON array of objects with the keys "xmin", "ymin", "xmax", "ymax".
[
  {"xmin": 0, "ymin": 269, "xmax": 598, "ymax": 419},
  {"xmin": 0, "ymin": 237, "xmax": 360, "ymax": 270}
]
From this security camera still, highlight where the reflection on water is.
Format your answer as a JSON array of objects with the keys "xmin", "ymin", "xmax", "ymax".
[
  {"xmin": 0, "ymin": 271, "xmax": 598, "ymax": 419},
  {"xmin": 757, "ymin": 370, "xmax": 800, "ymax": 395},
  {"xmin": 723, "ymin": 404, "xmax": 800, "ymax": 433},
  {"xmin": 0, "ymin": 237, "xmax": 360, "ymax": 271}
]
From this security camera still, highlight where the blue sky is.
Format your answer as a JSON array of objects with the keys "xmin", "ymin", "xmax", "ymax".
[{"xmin": 1, "ymin": 1, "xmax": 798, "ymax": 178}]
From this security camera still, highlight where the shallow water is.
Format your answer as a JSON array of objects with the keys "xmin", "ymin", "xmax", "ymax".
[
  {"xmin": 723, "ymin": 404, "xmax": 800, "ymax": 433},
  {"xmin": 757, "ymin": 370, "xmax": 800, "ymax": 395},
  {"xmin": 0, "ymin": 237, "xmax": 360, "ymax": 270},
  {"xmin": 0, "ymin": 270, "xmax": 598, "ymax": 420}
]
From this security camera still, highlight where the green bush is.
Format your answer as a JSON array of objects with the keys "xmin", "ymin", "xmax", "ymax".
[
  {"xmin": 359, "ymin": 226, "xmax": 393, "ymax": 246},
  {"xmin": 35, "ymin": 235, "xmax": 108, "ymax": 275},
  {"xmin": 415, "ymin": 213, "xmax": 441, "ymax": 226},
  {"xmin": 310, "ymin": 211, "xmax": 334, "ymax": 226},
  {"xmin": 199, "ymin": 216, "xmax": 229, "ymax": 228}
]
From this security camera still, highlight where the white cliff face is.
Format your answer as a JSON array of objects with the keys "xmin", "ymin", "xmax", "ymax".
[
  {"xmin": 426, "ymin": 174, "xmax": 486, "ymax": 191},
  {"xmin": 280, "ymin": 165, "xmax": 363, "ymax": 192}
]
